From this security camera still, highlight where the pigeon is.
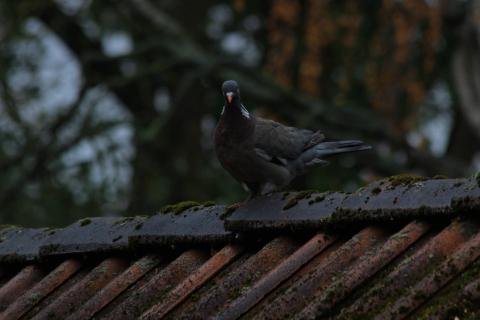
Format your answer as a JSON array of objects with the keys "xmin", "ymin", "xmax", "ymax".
[{"xmin": 214, "ymin": 80, "xmax": 371, "ymax": 199}]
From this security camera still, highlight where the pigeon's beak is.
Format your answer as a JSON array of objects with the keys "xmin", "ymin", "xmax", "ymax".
[{"xmin": 226, "ymin": 92, "xmax": 233, "ymax": 104}]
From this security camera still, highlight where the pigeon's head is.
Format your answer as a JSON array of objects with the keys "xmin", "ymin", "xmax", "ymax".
[{"xmin": 222, "ymin": 80, "xmax": 241, "ymax": 105}]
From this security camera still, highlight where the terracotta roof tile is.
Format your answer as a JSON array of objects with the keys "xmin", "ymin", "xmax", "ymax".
[
  {"xmin": 375, "ymin": 220, "xmax": 480, "ymax": 320},
  {"xmin": 215, "ymin": 233, "xmax": 334, "ymax": 320},
  {"xmin": 31, "ymin": 257, "xmax": 128, "ymax": 320},
  {"xmin": 140, "ymin": 244, "xmax": 243, "ymax": 319},
  {"xmin": 414, "ymin": 259, "xmax": 480, "ymax": 319},
  {"xmin": 295, "ymin": 221, "xmax": 430, "ymax": 319},
  {"xmin": 0, "ymin": 265, "xmax": 45, "ymax": 312},
  {"xmin": 102, "ymin": 249, "xmax": 209, "ymax": 319},
  {"xmin": 0, "ymin": 175, "xmax": 478, "ymax": 319},
  {"xmin": 338, "ymin": 218, "xmax": 476, "ymax": 319},
  {"xmin": 250, "ymin": 226, "xmax": 390, "ymax": 319},
  {"xmin": 167, "ymin": 237, "xmax": 299, "ymax": 319},
  {"xmin": 2, "ymin": 259, "xmax": 82, "ymax": 320},
  {"xmin": 68, "ymin": 255, "xmax": 161, "ymax": 320}
]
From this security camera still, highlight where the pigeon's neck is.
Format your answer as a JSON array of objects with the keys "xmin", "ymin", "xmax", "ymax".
[
  {"xmin": 222, "ymin": 100, "xmax": 251, "ymax": 122},
  {"xmin": 220, "ymin": 100, "xmax": 254, "ymax": 139}
]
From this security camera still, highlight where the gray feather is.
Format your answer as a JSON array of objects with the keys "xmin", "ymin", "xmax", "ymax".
[
  {"xmin": 255, "ymin": 147, "xmax": 288, "ymax": 166},
  {"xmin": 291, "ymin": 140, "xmax": 370, "ymax": 175}
]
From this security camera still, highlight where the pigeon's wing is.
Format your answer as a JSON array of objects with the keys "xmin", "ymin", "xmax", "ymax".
[{"xmin": 253, "ymin": 118, "xmax": 325, "ymax": 162}]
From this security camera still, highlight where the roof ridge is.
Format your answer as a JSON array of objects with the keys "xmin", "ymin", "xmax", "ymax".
[{"xmin": 0, "ymin": 175, "xmax": 477, "ymax": 262}]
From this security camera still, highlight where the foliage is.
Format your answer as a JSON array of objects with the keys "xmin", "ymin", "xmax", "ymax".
[{"xmin": 0, "ymin": 0, "xmax": 478, "ymax": 227}]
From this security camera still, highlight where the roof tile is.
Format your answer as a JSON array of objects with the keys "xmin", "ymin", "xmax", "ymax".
[
  {"xmin": 67, "ymin": 255, "xmax": 161, "ymax": 320},
  {"xmin": 130, "ymin": 205, "xmax": 232, "ymax": 246},
  {"xmin": 295, "ymin": 221, "xmax": 430, "ymax": 319},
  {"xmin": 0, "ymin": 227, "xmax": 55, "ymax": 262},
  {"xmin": 31, "ymin": 257, "xmax": 128, "ymax": 320},
  {"xmin": 226, "ymin": 176, "xmax": 480, "ymax": 233},
  {"xmin": 225, "ymin": 191, "xmax": 346, "ymax": 232},
  {"xmin": 334, "ymin": 177, "xmax": 479, "ymax": 223},
  {"xmin": 376, "ymin": 219, "xmax": 480, "ymax": 319},
  {"xmin": 167, "ymin": 237, "xmax": 299, "ymax": 319},
  {"xmin": 102, "ymin": 250, "xmax": 209, "ymax": 319},
  {"xmin": 0, "ymin": 265, "xmax": 45, "ymax": 312},
  {"xmin": 215, "ymin": 233, "xmax": 335, "ymax": 319},
  {"xmin": 414, "ymin": 259, "xmax": 480, "ymax": 319},
  {"xmin": 463, "ymin": 272, "xmax": 480, "ymax": 301},
  {"xmin": 1, "ymin": 259, "xmax": 82, "ymax": 320},
  {"xmin": 39, "ymin": 217, "xmax": 145, "ymax": 257},
  {"xmin": 140, "ymin": 244, "xmax": 243, "ymax": 319},
  {"xmin": 0, "ymin": 176, "xmax": 478, "ymax": 319},
  {"xmin": 251, "ymin": 226, "xmax": 390, "ymax": 319},
  {"xmin": 337, "ymin": 218, "xmax": 477, "ymax": 319},
  {"xmin": 244, "ymin": 238, "xmax": 345, "ymax": 318}
]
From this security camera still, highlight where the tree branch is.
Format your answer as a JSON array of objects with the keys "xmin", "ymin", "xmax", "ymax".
[
  {"xmin": 451, "ymin": 0, "xmax": 480, "ymax": 140},
  {"xmin": 34, "ymin": 0, "xmax": 471, "ymax": 178}
]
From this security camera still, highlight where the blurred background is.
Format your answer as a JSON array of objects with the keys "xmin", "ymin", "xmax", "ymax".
[{"xmin": 0, "ymin": 0, "xmax": 479, "ymax": 227}]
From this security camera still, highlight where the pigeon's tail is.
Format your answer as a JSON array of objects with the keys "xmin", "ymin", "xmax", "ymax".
[{"xmin": 292, "ymin": 140, "xmax": 371, "ymax": 173}]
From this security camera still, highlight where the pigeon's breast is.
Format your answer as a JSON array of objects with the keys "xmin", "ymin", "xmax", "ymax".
[{"xmin": 215, "ymin": 134, "xmax": 257, "ymax": 183}]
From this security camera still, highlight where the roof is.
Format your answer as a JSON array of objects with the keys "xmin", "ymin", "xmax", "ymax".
[{"xmin": 0, "ymin": 174, "xmax": 479, "ymax": 319}]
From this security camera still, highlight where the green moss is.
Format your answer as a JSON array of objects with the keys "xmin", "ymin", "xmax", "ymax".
[
  {"xmin": 371, "ymin": 187, "xmax": 382, "ymax": 195},
  {"xmin": 356, "ymin": 186, "xmax": 366, "ymax": 193},
  {"xmin": 221, "ymin": 203, "xmax": 240, "ymax": 219},
  {"xmin": 281, "ymin": 192, "xmax": 291, "ymax": 200},
  {"xmin": 416, "ymin": 260, "xmax": 480, "ymax": 320},
  {"xmin": 29, "ymin": 292, "xmax": 41, "ymax": 304},
  {"xmin": 0, "ymin": 224, "xmax": 15, "ymax": 231},
  {"xmin": 113, "ymin": 217, "xmax": 135, "ymax": 225},
  {"xmin": 432, "ymin": 174, "xmax": 448, "ymax": 180},
  {"xmin": 202, "ymin": 201, "xmax": 216, "ymax": 207},
  {"xmin": 159, "ymin": 200, "xmax": 216, "ymax": 215},
  {"xmin": 283, "ymin": 190, "xmax": 316, "ymax": 210},
  {"xmin": 475, "ymin": 172, "xmax": 480, "ymax": 187},
  {"xmin": 306, "ymin": 194, "xmax": 329, "ymax": 206},
  {"xmin": 79, "ymin": 218, "xmax": 92, "ymax": 226},
  {"xmin": 134, "ymin": 222, "xmax": 143, "ymax": 230},
  {"xmin": 160, "ymin": 201, "xmax": 199, "ymax": 214},
  {"xmin": 283, "ymin": 198, "xmax": 298, "ymax": 211},
  {"xmin": 387, "ymin": 174, "xmax": 428, "ymax": 188}
]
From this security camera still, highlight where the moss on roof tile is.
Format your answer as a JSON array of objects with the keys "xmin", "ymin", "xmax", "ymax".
[
  {"xmin": 79, "ymin": 218, "xmax": 92, "ymax": 226},
  {"xmin": 387, "ymin": 174, "xmax": 429, "ymax": 188},
  {"xmin": 222, "ymin": 203, "xmax": 241, "ymax": 219},
  {"xmin": 416, "ymin": 260, "xmax": 480, "ymax": 319},
  {"xmin": 159, "ymin": 200, "xmax": 216, "ymax": 215},
  {"xmin": 283, "ymin": 190, "xmax": 317, "ymax": 210}
]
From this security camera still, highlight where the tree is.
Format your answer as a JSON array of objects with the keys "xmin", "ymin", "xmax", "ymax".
[{"xmin": 0, "ymin": 0, "xmax": 477, "ymax": 227}]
